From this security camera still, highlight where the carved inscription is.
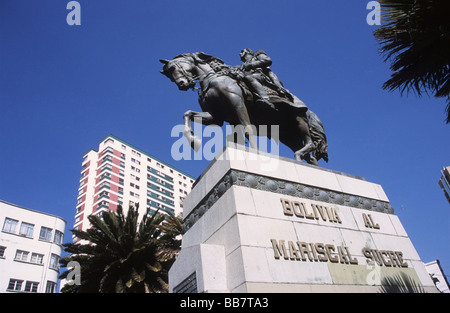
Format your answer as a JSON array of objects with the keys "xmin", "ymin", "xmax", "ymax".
[
  {"xmin": 362, "ymin": 213, "xmax": 380, "ymax": 229},
  {"xmin": 362, "ymin": 248, "xmax": 408, "ymax": 268},
  {"xmin": 280, "ymin": 199, "xmax": 341, "ymax": 224},
  {"xmin": 271, "ymin": 239, "xmax": 358, "ymax": 265},
  {"xmin": 273, "ymin": 198, "xmax": 408, "ymax": 268}
]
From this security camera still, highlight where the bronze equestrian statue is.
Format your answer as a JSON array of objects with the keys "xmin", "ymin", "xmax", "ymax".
[{"xmin": 160, "ymin": 50, "xmax": 328, "ymax": 166}]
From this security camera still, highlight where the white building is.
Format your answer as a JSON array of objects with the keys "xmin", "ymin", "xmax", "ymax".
[
  {"xmin": 73, "ymin": 135, "xmax": 194, "ymax": 241},
  {"xmin": 438, "ymin": 166, "xmax": 450, "ymax": 204},
  {"xmin": 424, "ymin": 260, "xmax": 450, "ymax": 293},
  {"xmin": 0, "ymin": 200, "xmax": 66, "ymax": 293}
]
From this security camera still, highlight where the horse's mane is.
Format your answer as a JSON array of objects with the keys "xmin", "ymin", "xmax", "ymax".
[{"xmin": 173, "ymin": 52, "xmax": 226, "ymax": 66}]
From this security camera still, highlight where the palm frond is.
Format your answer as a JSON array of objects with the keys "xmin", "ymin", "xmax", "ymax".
[{"xmin": 374, "ymin": 0, "xmax": 450, "ymax": 123}]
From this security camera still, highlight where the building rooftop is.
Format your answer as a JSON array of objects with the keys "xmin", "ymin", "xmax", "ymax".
[
  {"xmin": 0, "ymin": 199, "xmax": 67, "ymax": 224},
  {"xmin": 87, "ymin": 134, "xmax": 196, "ymax": 180}
]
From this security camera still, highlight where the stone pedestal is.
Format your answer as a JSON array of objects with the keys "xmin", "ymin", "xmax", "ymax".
[{"xmin": 169, "ymin": 145, "xmax": 437, "ymax": 293}]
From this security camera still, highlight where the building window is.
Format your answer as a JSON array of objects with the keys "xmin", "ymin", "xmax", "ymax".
[
  {"xmin": 54, "ymin": 230, "xmax": 64, "ymax": 245},
  {"xmin": 7, "ymin": 279, "xmax": 23, "ymax": 292},
  {"xmin": 99, "ymin": 190, "xmax": 109, "ymax": 198},
  {"xmin": 100, "ymin": 164, "xmax": 112, "ymax": 173},
  {"xmin": 130, "ymin": 191, "xmax": 140, "ymax": 199},
  {"xmin": 19, "ymin": 222, "xmax": 34, "ymax": 238},
  {"xmin": 45, "ymin": 281, "xmax": 57, "ymax": 293},
  {"xmin": 2, "ymin": 218, "xmax": 18, "ymax": 234},
  {"xmin": 131, "ymin": 166, "xmax": 141, "ymax": 173},
  {"xmin": 102, "ymin": 155, "xmax": 113, "ymax": 163},
  {"xmin": 102, "ymin": 146, "xmax": 114, "ymax": 155},
  {"xmin": 130, "ymin": 182, "xmax": 140, "ymax": 190},
  {"xmin": 14, "ymin": 250, "xmax": 29, "ymax": 262},
  {"xmin": 30, "ymin": 253, "xmax": 44, "ymax": 264},
  {"xmin": 24, "ymin": 281, "xmax": 39, "ymax": 293},
  {"xmin": 99, "ymin": 181, "xmax": 111, "ymax": 190},
  {"xmin": 0, "ymin": 246, "xmax": 6, "ymax": 258},
  {"xmin": 49, "ymin": 254, "xmax": 59, "ymax": 270},
  {"xmin": 100, "ymin": 172, "xmax": 111, "ymax": 181},
  {"xmin": 98, "ymin": 200, "xmax": 109, "ymax": 210},
  {"xmin": 39, "ymin": 227, "xmax": 52, "ymax": 242},
  {"xmin": 131, "ymin": 158, "xmax": 141, "ymax": 165}
]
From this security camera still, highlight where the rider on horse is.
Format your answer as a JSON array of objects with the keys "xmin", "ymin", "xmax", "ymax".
[
  {"xmin": 160, "ymin": 51, "xmax": 328, "ymax": 165},
  {"xmin": 239, "ymin": 48, "xmax": 290, "ymax": 102}
]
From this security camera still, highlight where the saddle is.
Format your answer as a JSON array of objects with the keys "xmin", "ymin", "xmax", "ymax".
[{"xmin": 217, "ymin": 66, "xmax": 307, "ymax": 113}]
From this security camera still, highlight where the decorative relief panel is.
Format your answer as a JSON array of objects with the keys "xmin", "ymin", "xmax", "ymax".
[{"xmin": 183, "ymin": 170, "xmax": 394, "ymax": 232}]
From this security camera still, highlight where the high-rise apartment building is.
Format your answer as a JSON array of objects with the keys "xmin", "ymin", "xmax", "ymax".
[
  {"xmin": 438, "ymin": 166, "xmax": 450, "ymax": 204},
  {"xmin": 0, "ymin": 200, "xmax": 66, "ymax": 293},
  {"xmin": 73, "ymin": 135, "xmax": 194, "ymax": 241}
]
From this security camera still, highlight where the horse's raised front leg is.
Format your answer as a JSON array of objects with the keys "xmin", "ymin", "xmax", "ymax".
[{"xmin": 183, "ymin": 110, "xmax": 216, "ymax": 152}]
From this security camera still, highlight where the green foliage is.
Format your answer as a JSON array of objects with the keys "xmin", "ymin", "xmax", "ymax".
[
  {"xmin": 374, "ymin": 0, "xmax": 450, "ymax": 123},
  {"xmin": 379, "ymin": 272, "xmax": 426, "ymax": 293},
  {"xmin": 59, "ymin": 205, "xmax": 182, "ymax": 293}
]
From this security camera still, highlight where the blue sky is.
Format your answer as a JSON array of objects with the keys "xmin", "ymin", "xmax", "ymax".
[{"xmin": 1, "ymin": 1, "xmax": 449, "ymax": 279}]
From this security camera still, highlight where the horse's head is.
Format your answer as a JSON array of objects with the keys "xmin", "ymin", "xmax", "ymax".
[
  {"xmin": 160, "ymin": 54, "xmax": 197, "ymax": 91},
  {"xmin": 160, "ymin": 52, "xmax": 224, "ymax": 91}
]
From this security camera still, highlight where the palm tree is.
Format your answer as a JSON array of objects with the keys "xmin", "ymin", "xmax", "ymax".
[
  {"xmin": 379, "ymin": 272, "xmax": 426, "ymax": 293},
  {"xmin": 59, "ymin": 205, "xmax": 182, "ymax": 293},
  {"xmin": 373, "ymin": 0, "xmax": 450, "ymax": 123}
]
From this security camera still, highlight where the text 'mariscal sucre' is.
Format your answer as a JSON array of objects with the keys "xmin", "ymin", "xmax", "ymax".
[{"xmin": 271, "ymin": 198, "xmax": 408, "ymax": 268}]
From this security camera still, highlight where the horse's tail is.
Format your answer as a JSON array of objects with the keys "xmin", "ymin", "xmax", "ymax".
[{"xmin": 306, "ymin": 110, "xmax": 328, "ymax": 162}]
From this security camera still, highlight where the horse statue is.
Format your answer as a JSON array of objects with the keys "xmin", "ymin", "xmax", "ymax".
[{"xmin": 160, "ymin": 51, "xmax": 328, "ymax": 165}]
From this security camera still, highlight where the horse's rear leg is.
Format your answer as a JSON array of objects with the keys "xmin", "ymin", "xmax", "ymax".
[
  {"xmin": 228, "ymin": 93, "xmax": 258, "ymax": 150},
  {"xmin": 302, "ymin": 154, "xmax": 319, "ymax": 166},
  {"xmin": 293, "ymin": 114, "xmax": 316, "ymax": 162}
]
